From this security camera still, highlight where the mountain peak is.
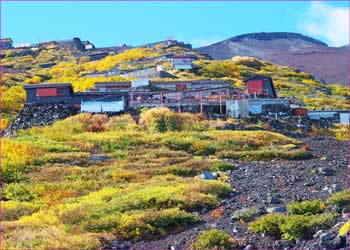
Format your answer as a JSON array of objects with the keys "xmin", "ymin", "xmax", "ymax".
[{"xmin": 228, "ymin": 32, "xmax": 328, "ymax": 47}]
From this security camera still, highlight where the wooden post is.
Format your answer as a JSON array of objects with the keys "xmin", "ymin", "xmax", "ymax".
[
  {"xmin": 219, "ymin": 93, "xmax": 222, "ymax": 114},
  {"xmin": 178, "ymin": 92, "xmax": 181, "ymax": 113},
  {"xmin": 199, "ymin": 91, "xmax": 203, "ymax": 114},
  {"xmin": 130, "ymin": 91, "xmax": 134, "ymax": 107},
  {"xmin": 160, "ymin": 92, "xmax": 163, "ymax": 105}
]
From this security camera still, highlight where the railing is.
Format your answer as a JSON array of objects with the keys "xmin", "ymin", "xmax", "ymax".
[
  {"xmin": 128, "ymin": 88, "xmax": 246, "ymax": 114},
  {"xmin": 248, "ymin": 88, "xmax": 269, "ymax": 96}
]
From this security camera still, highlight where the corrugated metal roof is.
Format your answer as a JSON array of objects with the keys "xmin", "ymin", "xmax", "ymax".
[
  {"xmin": 74, "ymin": 91, "xmax": 128, "ymax": 96},
  {"xmin": 244, "ymin": 74, "xmax": 272, "ymax": 82},
  {"xmin": 23, "ymin": 83, "xmax": 73, "ymax": 90}
]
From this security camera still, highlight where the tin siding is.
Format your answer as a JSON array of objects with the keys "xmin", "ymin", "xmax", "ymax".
[
  {"xmin": 340, "ymin": 113, "xmax": 350, "ymax": 124},
  {"xmin": 81, "ymin": 101, "xmax": 125, "ymax": 113}
]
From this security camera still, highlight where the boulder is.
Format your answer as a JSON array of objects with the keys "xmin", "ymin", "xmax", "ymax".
[
  {"xmin": 243, "ymin": 244, "xmax": 256, "ymax": 250},
  {"xmin": 231, "ymin": 208, "xmax": 257, "ymax": 222},
  {"xmin": 330, "ymin": 235, "xmax": 346, "ymax": 249},
  {"xmin": 267, "ymin": 206, "xmax": 286, "ymax": 214},
  {"xmin": 318, "ymin": 167, "xmax": 335, "ymax": 176},
  {"xmin": 267, "ymin": 194, "xmax": 281, "ymax": 204},
  {"xmin": 89, "ymin": 155, "xmax": 111, "ymax": 162},
  {"xmin": 319, "ymin": 232, "xmax": 336, "ymax": 248},
  {"xmin": 313, "ymin": 230, "xmax": 325, "ymax": 239},
  {"xmin": 200, "ymin": 171, "xmax": 217, "ymax": 180}
]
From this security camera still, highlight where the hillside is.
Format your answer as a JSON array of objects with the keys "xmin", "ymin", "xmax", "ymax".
[
  {"xmin": 1, "ymin": 38, "xmax": 349, "ymax": 129},
  {"xmin": 196, "ymin": 32, "xmax": 350, "ymax": 85},
  {"xmin": 2, "ymin": 110, "xmax": 349, "ymax": 249},
  {"xmin": 1, "ymin": 38, "xmax": 350, "ymax": 250}
]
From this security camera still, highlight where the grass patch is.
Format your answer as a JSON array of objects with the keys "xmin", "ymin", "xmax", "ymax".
[
  {"xmin": 2, "ymin": 113, "xmax": 311, "ymax": 248},
  {"xmin": 217, "ymin": 148, "xmax": 309, "ymax": 161},
  {"xmin": 191, "ymin": 229, "xmax": 238, "ymax": 250},
  {"xmin": 326, "ymin": 190, "xmax": 350, "ymax": 210},
  {"xmin": 287, "ymin": 200, "xmax": 325, "ymax": 215}
]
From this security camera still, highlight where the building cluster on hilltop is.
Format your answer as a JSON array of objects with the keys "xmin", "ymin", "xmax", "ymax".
[{"xmin": 22, "ymin": 74, "xmax": 350, "ymax": 124}]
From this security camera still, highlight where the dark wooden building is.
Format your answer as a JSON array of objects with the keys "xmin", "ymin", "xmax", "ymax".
[
  {"xmin": 1, "ymin": 38, "xmax": 13, "ymax": 50},
  {"xmin": 24, "ymin": 83, "xmax": 74, "ymax": 104},
  {"xmin": 87, "ymin": 52, "xmax": 109, "ymax": 61},
  {"xmin": 244, "ymin": 75, "xmax": 277, "ymax": 98},
  {"xmin": 24, "ymin": 83, "xmax": 127, "ymax": 112}
]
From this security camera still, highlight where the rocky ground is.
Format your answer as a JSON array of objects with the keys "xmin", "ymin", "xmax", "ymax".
[
  {"xmin": 3, "ymin": 103, "xmax": 78, "ymax": 136},
  {"xmin": 109, "ymin": 136, "xmax": 349, "ymax": 250}
]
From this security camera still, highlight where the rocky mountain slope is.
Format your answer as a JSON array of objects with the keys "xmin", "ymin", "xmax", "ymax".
[
  {"xmin": 196, "ymin": 32, "xmax": 350, "ymax": 85},
  {"xmin": 111, "ymin": 136, "xmax": 350, "ymax": 250}
]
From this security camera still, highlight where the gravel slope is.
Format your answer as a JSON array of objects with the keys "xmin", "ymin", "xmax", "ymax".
[{"xmin": 109, "ymin": 137, "xmax": 349, "ymax": 250}]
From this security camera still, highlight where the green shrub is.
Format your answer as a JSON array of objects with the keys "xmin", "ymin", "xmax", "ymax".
[
  {"xmin": 147, "ymin": 148, "xmax": 189, "ymax": 159},
  {"xmin": 280, "ymin": 215, "xmax": 310, "ymax": 240},
  {"xmin": 191, "ymin": 140, "xmax": 217, "ymax": 155},
  {"xmin": 139, "ymin": 107, "xmax": 201, "ymax": 132},
  {"xmin": 139, "ymin": 107, "xmax": 181, "ymax": 132},
  {"xmin": 191, "ymin": 229, "xmax": 237, "ymax": 250},
  {"xmin": 287, "ymin": 200, "xmax": 325, "ymax": 215},
  {"xmin": 104, "ymin": 114, "xmax": 137, "ymax": 131},
  {"xmin": 212, "ymin": 161, "xmax": 236, "ymax": 171},
  {"xmin": 163, "ymin": 137, "xmax": 192, "ymax": 152},
  {"xmin": 281, "ymin": 213, "xmax": 337, "ymax": 241},
  {"xmin": 3, "ymin": 183, "xmax": 42, "ymax": 202},
  {"xmin": 326, "ymin": 190, "xmax": 350, "ymax": 209},
  {"xmin": 57, "ymin": 203, "xmax": 91, "ymax": 226},
  {"xmin": 100, "ymin": 137, "xmax": 133, "ymax": 152},
  {"xmin": 248, "ymin": 214, "xmax": 285, "ymax": 237},
  {"xmin": 169, "ymin": 160, "xmax": 212, "ymax": 176},
  {"xmin": 217, "ymin": 149, "xmax": 309, "ymax": 161},
  {"xmin": 2, "ymin": 201, "xmax": 40, "ymax": 221},
  {"xmin": 249, "ymin": 212, "xmax": 337, "ymax": 241},
  {"xmin": 163, "ymin": 137, "xmax": 216, "ymax": 155},
  {"xmin": 83, "ymin": 213, "xmax": 121, "ymax": 233},
  {"xmin": 308, "ymin": 212, "xmax": 338, "ymax": 232},
  {"xmin": 118, "ymin": 208, "xmax": 199, "ymax": 240},
  {"xmin": 13, "ymin": 135, "xmax": 77, "ymax": 153},
  {"xmin": 184, "ymin": 180, "xmax": 232, "ymax": 198}
]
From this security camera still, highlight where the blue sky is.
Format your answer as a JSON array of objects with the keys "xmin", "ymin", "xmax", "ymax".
[{"xmin": 1, "ymin": 1, "xmax": 349, "ymax": 48}]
